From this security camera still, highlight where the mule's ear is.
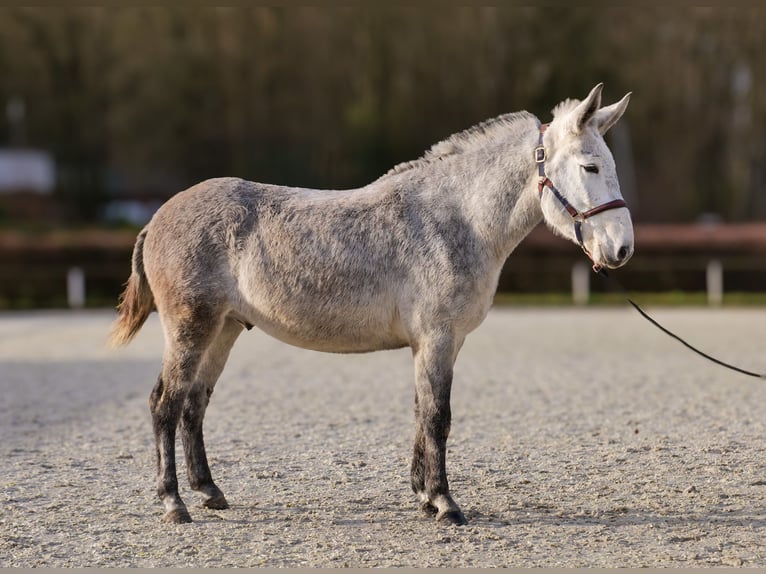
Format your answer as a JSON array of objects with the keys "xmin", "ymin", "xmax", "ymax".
[
  {"xmin": 594, "ymin": 92, "xmax": 631, "ymax": 135},
  {"xmin": 570, "ymin": 83, "xmax": 603, "ymax": 133}
]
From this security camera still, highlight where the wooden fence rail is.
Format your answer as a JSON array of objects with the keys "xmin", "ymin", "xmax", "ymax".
[{"xmin": 1, "ymin": 224, "xmax": 765, "ymax": 309}]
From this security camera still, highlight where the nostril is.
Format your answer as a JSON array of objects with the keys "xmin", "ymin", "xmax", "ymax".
[{"xmin": 617, "ymin": 245, "xmax": 630, "ymax": 261}]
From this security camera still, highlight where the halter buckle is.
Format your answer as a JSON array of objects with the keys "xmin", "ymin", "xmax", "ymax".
[{"xmin": 533, "ymin": 146, "xmax": 547, "ymax": 163}]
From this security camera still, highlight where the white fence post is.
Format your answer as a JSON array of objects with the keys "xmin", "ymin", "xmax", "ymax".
[
  {"xmin": 706, "ymin": 259, "xmax": 723, "ymax": 306},
  {"xmin": 572, "ymin": 261, "xmax": 590, "ymax": 306},
  {"xmin": 67, "ymin": 266, "xmax": 85, "ymax": 309}
]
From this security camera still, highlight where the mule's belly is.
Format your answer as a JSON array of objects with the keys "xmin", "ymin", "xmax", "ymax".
[
  {"xmin": 257, "ymin": 325, "xmax": 408, "ymax": 354},
  {"xmin": 236, "ymin": 300, "xmax": 410, "ymax": 354}
]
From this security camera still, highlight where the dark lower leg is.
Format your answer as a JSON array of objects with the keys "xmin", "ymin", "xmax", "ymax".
[
  {"xmin": 150, "ymin": 375, "xmax": 192, "ymax": 523},
  {"xmin": 421, "ymin": 405, "xmax": 464, "ymax": 524},
  {"xmin": 181, "ymin": 386, "xmax": 228, "ymax": 509},
  {"xmin": 411, "ymin": 400, "xmax": 436, "ymax": 515}
]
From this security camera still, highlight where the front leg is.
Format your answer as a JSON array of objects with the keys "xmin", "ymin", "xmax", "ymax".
[
  {"xmin": 410, "ymin": 333, "xmax": 467, "ymax": 525},
  {"xmin": 411, "ymin": 395, "xmax": 436, "ymax": 516}
]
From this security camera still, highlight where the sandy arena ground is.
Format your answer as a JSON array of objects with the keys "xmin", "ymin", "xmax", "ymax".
[{"xmin": 2, "ymin": 306, "xmax": 766, "ymax": 567}]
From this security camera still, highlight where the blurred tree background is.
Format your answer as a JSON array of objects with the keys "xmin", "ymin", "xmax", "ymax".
[{"xmin": 0, "ymin": 6, "xmax": 765, "ymax": 225}]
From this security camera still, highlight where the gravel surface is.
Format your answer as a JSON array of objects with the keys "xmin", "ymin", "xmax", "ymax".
[{"xmin": 2, "ymin": 306, "xmax": 766, "ymax": 567}]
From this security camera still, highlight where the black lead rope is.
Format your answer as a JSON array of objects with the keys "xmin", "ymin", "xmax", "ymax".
[{"xmin": 596, "ymin": 268, "xmax": 765, "ymax": 379}]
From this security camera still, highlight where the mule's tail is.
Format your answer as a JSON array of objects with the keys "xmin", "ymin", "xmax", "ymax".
[{"xmin": 109, "ymin": 226, "xmax": 154, "ymax": 348}]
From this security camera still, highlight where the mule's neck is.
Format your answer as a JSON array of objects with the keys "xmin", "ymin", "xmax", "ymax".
[
  {"xmin": 453, "ymin": 117, "xmax": 544, "ymax": 261},
  {"xmin": 368, "ymin": 115, "xmax": 544, "ymax": 263}
]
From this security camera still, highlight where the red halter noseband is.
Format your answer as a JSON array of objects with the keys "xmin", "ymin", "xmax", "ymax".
[{"xmin": 535, "ymin": 122, "xmax": 628, "ymax": 272}]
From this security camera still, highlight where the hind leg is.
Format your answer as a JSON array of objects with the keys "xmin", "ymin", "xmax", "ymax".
[
  {"xmin": 180, "ymin": 317, "xmax": 243, "ymax": 510},
  {"xmin": 150, "ymin": 306, "xmax": 223, "ymax": 524}
]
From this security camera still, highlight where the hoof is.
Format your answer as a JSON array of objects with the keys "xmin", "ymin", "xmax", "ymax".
[
  {"xmin": 437, "ymin": 509, "xmax": 468, "ymax": 526},
  {"xmin": 162, "ymin": 508, "xmax": 193, "ymax": 524},
  {"xmin": 203, "ymin": 494, "xmax": 229, "ymax": 510},
  {"xmin": 420, "ymin": 501, "xmax": 438, "ymax": 516}
]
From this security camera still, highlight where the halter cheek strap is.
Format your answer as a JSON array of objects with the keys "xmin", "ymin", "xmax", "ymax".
[{"xmin": 535, "ymin": 122, "xmax": 628, "ymax": 272}]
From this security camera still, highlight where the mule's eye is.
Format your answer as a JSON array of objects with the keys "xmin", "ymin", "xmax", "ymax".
[{"xmin": 583, "ymin": 164, "xmax": 599, "ymax": 174}]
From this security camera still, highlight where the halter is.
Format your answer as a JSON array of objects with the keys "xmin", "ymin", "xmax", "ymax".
[{"xmin": 534, "ymin": 122, "xmax": 628, "ymax": 272}]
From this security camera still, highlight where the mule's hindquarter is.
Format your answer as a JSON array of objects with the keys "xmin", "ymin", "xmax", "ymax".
[{"xmin": 141, "ymin": 176, "xmax": 500, "ymax": 524}]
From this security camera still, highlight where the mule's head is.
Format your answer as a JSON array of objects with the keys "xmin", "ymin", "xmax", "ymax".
[{"xmin": 539, "ymin": 83, "xmax": 633, "ymax": 269}]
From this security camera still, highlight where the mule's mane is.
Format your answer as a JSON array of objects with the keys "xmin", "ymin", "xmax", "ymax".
[
  {"xmin": 383, "ymin": 110, "xmax": 536, "ymax": 178},
  {"xmin": 551, "ymin": 98, "xmax": 581, "ymax": 118}
]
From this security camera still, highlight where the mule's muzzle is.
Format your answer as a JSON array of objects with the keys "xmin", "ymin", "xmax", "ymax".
[{"xmin": 604, "ymin": 243, "xmax": 633, "ymax": 269}]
